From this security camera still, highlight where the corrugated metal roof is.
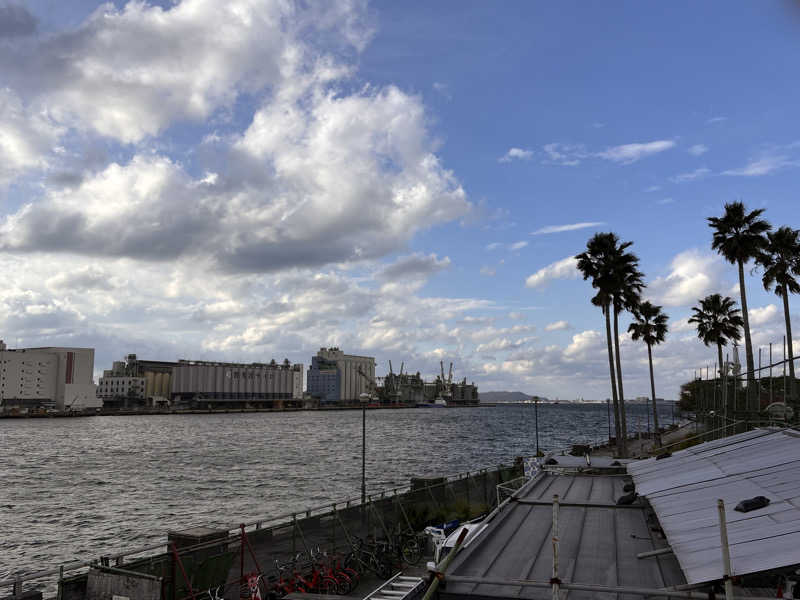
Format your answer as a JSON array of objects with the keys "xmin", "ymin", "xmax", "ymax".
[
  {"xmin": 441, "ymin": 472, "xmax": 685, "ymax": 600},
  {"xmin": 628, "ymin": 428, "xmax": 800, "ymax": 585}
]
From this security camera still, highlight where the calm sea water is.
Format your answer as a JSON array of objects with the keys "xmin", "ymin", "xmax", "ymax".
[{"xmin": 1, "ymin": 403, "xmax": 675, "ymax": 585}]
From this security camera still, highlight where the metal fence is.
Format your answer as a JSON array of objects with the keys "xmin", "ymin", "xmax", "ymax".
[{"xmin": 1, "ymin": 462, "xmax": 522, "ymax": 600}]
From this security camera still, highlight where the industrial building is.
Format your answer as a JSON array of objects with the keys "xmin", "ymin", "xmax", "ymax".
[
  {"xmin": 307, "ymin": 347, "xmax": 375, "ymax": 404},
  {"xmin": 171, "ymin": 358, "xmax": 303, "ymax": 409},
  {"xmin": 0, "ymin": 340, "xmax": 98, "ymax": 412}
]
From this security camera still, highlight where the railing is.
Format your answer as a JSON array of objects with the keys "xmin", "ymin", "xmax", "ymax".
[{"xmin": 0, "ymin": 461, "xmax": 518, "ymax": 596}]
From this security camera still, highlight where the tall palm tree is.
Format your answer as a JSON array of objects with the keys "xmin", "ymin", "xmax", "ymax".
[
  {"xmin": 708, "ymin": 202, "xmax": 771, "ymax": 413},
  {"xmin": 576, "ymin": 232, "xmax": 640, "ymax": 457},
  {"xmin": 757, "ymin": 226, "xmax": 800, "ymax": 402},
  {"xmin": 628, "ymin": 301, "xmax": 669, "ymax": 446},
  {"xmin": 689, "ymin": 294, "xmax": 744, "ymax": 386},
  {"xmin": 610, "ymin": 252, "xmax": 644, "ymax": 448}
]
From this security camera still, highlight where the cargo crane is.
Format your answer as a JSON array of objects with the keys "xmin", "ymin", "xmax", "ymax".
[
  {"xmin": 357, "ymin": 366, "xmax": 378, "ymax": 403},
  {"xmin": 386, "ymin": 360, "xmax": 404, "ymax": 404},
  {"xmin": 438, "ymin": 361, "xmax": 454, "ymax": 405}
]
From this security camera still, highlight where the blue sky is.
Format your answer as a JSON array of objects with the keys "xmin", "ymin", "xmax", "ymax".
[{"xmin": 1, "ymin": 1, "xmax": 799, "ymax": 399}]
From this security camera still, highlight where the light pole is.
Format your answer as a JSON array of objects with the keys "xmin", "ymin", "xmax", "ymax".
[
  {"xmin": 534, "ymin": 396, "xmax": 540, "ymax": 456},
  {"xmin": 359, "ymin": 392, "xmax": 369, "ymax": 506}
]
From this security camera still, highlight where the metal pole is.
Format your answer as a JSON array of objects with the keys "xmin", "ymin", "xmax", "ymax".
[
  {"xmin": 784, "ymin": 335, "xmax": 787, "ymax": 405},
  {"xmin": 713, "ymin": 362, "xmax": 718, "ymax": 440},
  {"xmin": 552, "ymin": 494, "xmax": 560, "ymax": 600},
  {"xmin": 606, "ymin": 398, "xmax": 611, "ymax": 446},
  {"xmin": 361, "ymin": 401, "xmax": 366, "ymax": 506},
  {"xmin": 535, "ymin": 397, "xmax": 540, "ymax": 456},
  {"xmin": 770, "ymin": 343, "xmax": 773, "ymax": 408},
  {"xmin": 717, "ymin": 499, "xmax": 734, "ymax": 600}
]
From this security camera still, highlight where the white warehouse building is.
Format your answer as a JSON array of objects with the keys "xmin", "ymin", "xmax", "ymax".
[{"xmin": 0, "ymin": 340, "xmax": 99, "ymax": 411}]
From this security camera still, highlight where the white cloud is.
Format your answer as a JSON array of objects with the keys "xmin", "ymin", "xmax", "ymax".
[
  {"xmin": 749, "ymin": 304, "xmax": 779, "ymax": 326},
  {"xmin": 525, "ymin": 256, "xmax": 579, "ymax": 289},
  {"xmin": 722, "ymin": 155, "xmax": 797, "ymax": 177},
  {"xmin": 688, "ymin": 144, "xmax": 709, "ymax": 156},
  {"xmin": 498, "ymin": 147, "xmax": 533, "ymax": 163},
  {"xmin": 563, "ymin": 330, "xmax": 604, "ymax": 359},
  {"xmin": 378, "ymin": 253, "xmax": 450, "ymax": 280},
  {"xmin": 2, "ymin": 59, "xmax": 469, "ymax": 272},
  {"xmin": 487, "ymin": 241, "xmax": 527, "ymax": 252},
  {"xmin": 644, "ymin": 185, "xmax": 661, "ymax": 192},
  {"xmin": 542, "ymin": 143, "xmax": 588, "ymax": 166},
  {"xmin": 596, "ymin": 140, "xmax": 675, "ymax": 164},
  {"xmin": 707, "ymin": 116, "xmax": 728, "ymax": 124},
  {"xmin": 0, "ymin": 88, "xmax": 62, "ymax": 185},
  {"xmin": 479, "ymin": 266, "xmax": 496, "ymax": 277},
  {"xmin": 657, "ymin": 198, "xmax": 675, "ymax": 205},
  {"xmin": 650, "ymin": 249, "xmax": 725, "ymax": 307},
  {"xmin": 671, "ymin": 167, "xmax": 711, "ymax": 183},
  {"xmin": 545, "ymin": 320, "xmax": 571, "ymax": 332},
  {"xmin": 532, "ymin": 222, "xmax": 604, "ymax": 235}
]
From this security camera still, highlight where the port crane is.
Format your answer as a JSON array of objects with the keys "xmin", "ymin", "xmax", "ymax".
[
  {"xmin": 439, "ymin": 361, "xmax": 454, "ymax": 403},
  {"xmin": 386, "ymin": 360, "xmax": 404, "ymax": 404},
  {"xmin": 356, "ymin": 366, "xmax": 378, "ymax": 402}
]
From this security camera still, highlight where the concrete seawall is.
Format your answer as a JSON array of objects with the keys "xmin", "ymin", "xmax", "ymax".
[{"xmin": 45, "ymin": 462, "xmax": 521, "ymax": 600}]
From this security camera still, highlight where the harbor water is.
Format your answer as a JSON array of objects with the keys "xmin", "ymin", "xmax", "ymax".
[{"xmin": 1, "ymin": 403, "xmax": 675, "ymax": 581}]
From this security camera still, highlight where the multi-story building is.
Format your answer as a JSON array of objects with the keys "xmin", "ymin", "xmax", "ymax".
[
  {"xmin": 171, "ymin": 359, "xmax": 303, "ymax": 409},
  {"xmin": 0, "ymin": 341, "xmax": 98, "ymax": 412},
  {"xmin": 307, "ymin": 347, "xmax": 375, "ymax": 404}
]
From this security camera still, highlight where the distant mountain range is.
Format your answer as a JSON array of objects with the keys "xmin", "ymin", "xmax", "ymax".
[{"xmin": 480, "ymin": 391, "xmax": 548, "ymax": 403}]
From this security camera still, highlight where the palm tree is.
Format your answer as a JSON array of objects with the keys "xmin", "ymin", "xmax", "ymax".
[
  {"xmin": 576, "ymin": 232, "xmax": 641, "ymax": 457},
  {"xmin": 689, "ymin": 293, "xmax": 744, "ymax": 387},
  {"xmin": 757, "ymin": 226, "xmax": 800, "ymax": 402},
  {"xmin": 610, "ymin": 251, "xmax": 644, "ymax": 448},
  {"xmin": 628, "ymin": 301, "xmax": 669, "ymax": 446},
  {"xmin": 708, "ymin": 202, "xmax": 771, "ymax": 413}
]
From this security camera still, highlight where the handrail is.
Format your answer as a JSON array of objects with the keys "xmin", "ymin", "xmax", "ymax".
[{"xmin": 1, "ymin": 461, "xmax": 516, "ymax": 590}]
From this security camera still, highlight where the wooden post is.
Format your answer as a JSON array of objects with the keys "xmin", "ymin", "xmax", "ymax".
[
  {"xmin": 552, "ymin": 494, "xmax": 560, "ymax": 600},
  {"xmin": 717, "ymin": 499, "xmax": 734, "ymax": 600}
]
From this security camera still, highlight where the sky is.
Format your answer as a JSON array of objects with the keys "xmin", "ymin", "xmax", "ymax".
[{"xmin": 1, "ymin": 0, "xmax": 800, "ymax": 399}]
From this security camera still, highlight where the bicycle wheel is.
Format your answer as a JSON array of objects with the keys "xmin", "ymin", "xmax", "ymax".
[
  {"xmin": 320, "ymin": 576, "xmax": 338, "ymax": 595},
  {"xmin": 401, "ymin": 538, "xmax": 421, "ymax": 565}
]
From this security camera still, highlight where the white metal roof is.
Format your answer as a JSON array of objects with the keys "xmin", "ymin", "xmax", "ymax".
[{"xmin": 628, "ymin": 428, "xmax": 800, "ymax": 584}]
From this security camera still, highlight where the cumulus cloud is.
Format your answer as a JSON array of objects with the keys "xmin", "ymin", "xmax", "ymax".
[
  {"xmin": 650, "ymin": 249, "xmax": 725, "ymax": 307},
  {"xmin": 596, "ymin": 140, "xmax": 675, "ymax": 164},
  {"xmin": 0, "ymin": 7, "xmax": 469, "ymax": 273},
  {"xmin": 1, "ymin": 1, "xmax": 367, "ymax": 143},
  {"xmin": 545, "ymin": 320, "xmax": 571, "ymax": 332},
  {"xmin": 749, "ymin": 304, "xmax": 779, "ymax": 326},
  {"xmin": 0, "ymin": 88, "xmax": 62, "ymax": 185},
  {"xmin": 525, "ymin": 256, "xmax": 579, "ymax": 289},
  {"xmin": 378, "ymin": 253, "xmax": 450, "ymax": 280},
  {"xmin": 532, "ymin": 222, "xmax": 604, "ymax": 235},
  {"xmin": 498, "ymin": 147, "xmax": 533, "ymax": 162},
  {"xmin": 479, "ymin": 266, "xmax": 496, "ymax": 277}
]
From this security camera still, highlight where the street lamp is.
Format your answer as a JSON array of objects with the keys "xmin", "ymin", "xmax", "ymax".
[
  {"xmin": 534, "ymin": 396, "xmax": 540, "ymax": 456},
  {"xmin": 359, "ymin": 392, "xmax": 370, "ymax": 505}
]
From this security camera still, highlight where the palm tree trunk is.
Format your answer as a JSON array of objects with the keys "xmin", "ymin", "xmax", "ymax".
[
  {"xmin": 604, "ymin": 304, "xmax": 624, "ymax": 457},
  {"xmin": 718, "ymin": 342, "xmax": 724, "ymax": 437},
  {"xmin": 737, "ymin": 259, "xmax": 757, "ymax": 413},
  {"xmin": 647, "ymin": 343, "xmax": 660, "ymax": 447},
  {"xmin": 613, "ymin": 301, "xmax": 628, "ymax": 454},
  {"xmin": 783, "ymin": 288, "xmax": 795, "ymax": 403}
]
